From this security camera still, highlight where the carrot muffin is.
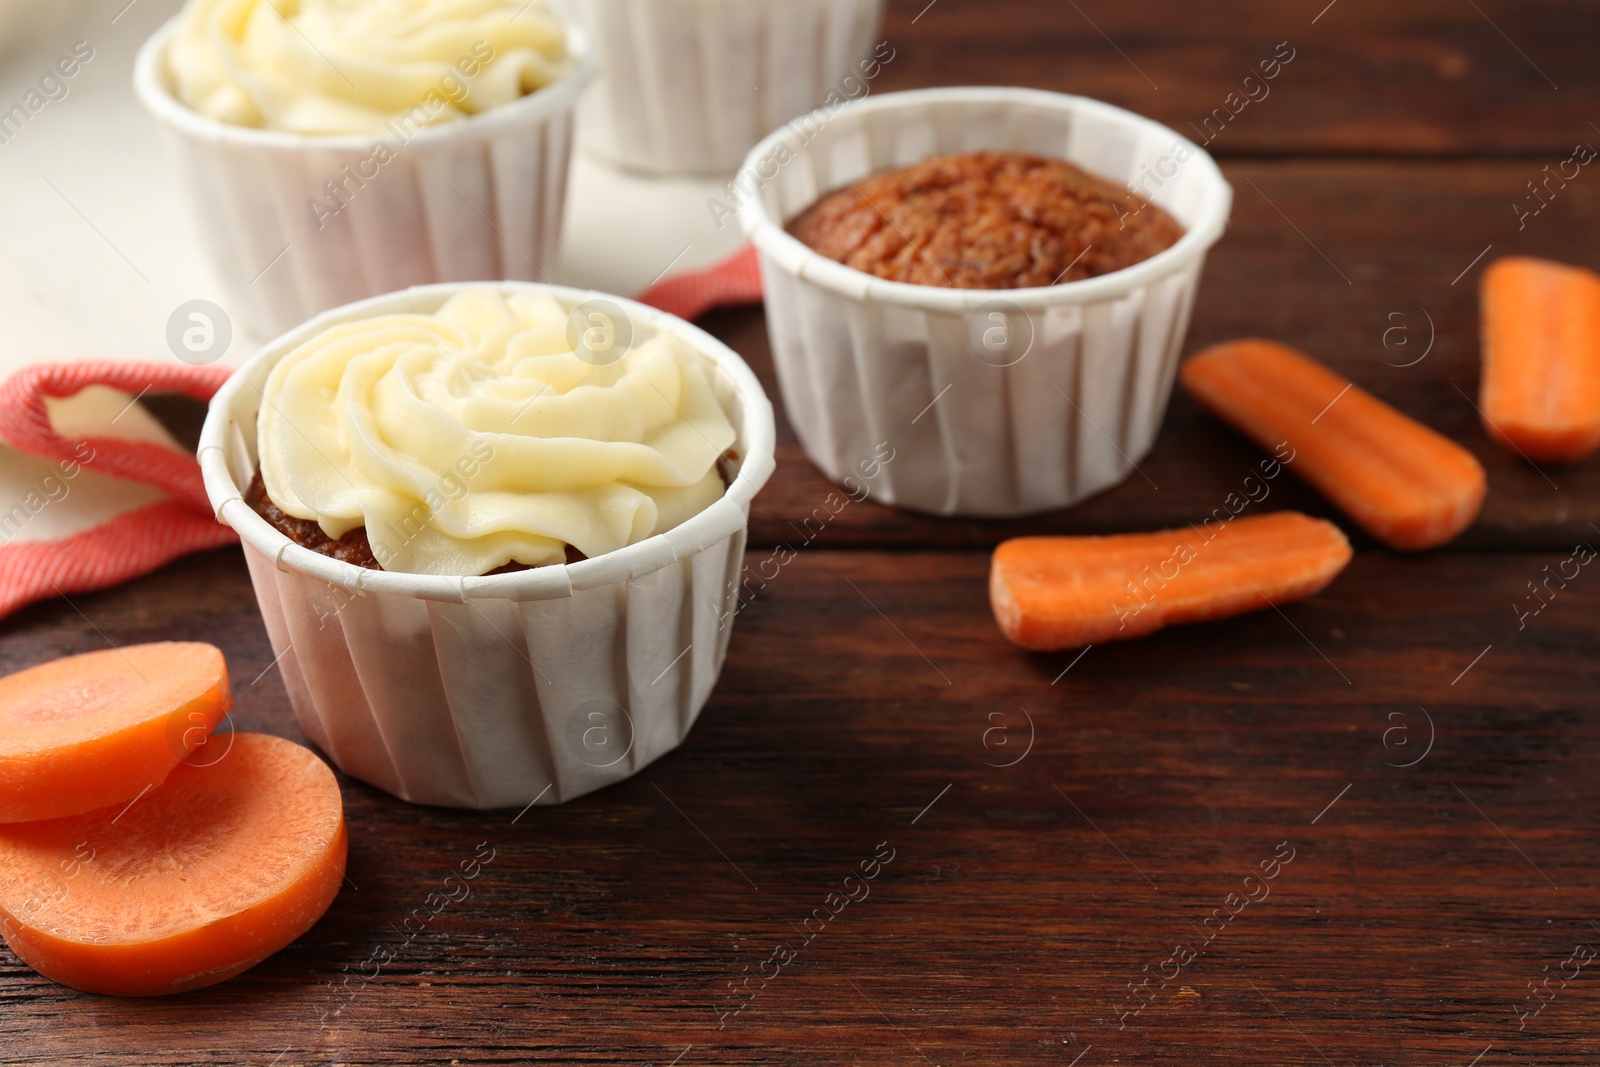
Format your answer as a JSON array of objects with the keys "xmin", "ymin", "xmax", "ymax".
[
  {"xmin": 249, "ymin": 288, "xmax": 737, "ymax": 576},
  {"xmin": 165, "ymin": 0, "xmax": 574, "ymax": 135},
  {"xmin": 787, "ymin": 150, "xmax": 1184, "ymax": 289},
  {"xmin": 245, "ymin": 473, "xmax": 587, "ymax": 571}
]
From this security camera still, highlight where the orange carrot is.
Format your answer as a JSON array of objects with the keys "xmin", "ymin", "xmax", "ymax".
[
  {"xmin": 991, "ymin": 511, "xmax": 1352, "ymax": 651},
  {"xmin": 1480, "ymin": 256, "xmax": 1600, "ymax": 463},
  {"xmin": 0, "ymin": 733, "xmax": 346, "ymax": 997},
  {"xmin": 1180, "ymin": 339, "xmax": 1486, "ymax": 550},
  {"xmin": 0, "ymin": 643, "xmax": 231, "ymax": 824}
]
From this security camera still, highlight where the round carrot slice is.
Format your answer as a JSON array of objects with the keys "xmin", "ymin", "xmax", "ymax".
[
  {"xmin": 0, "ymin": 733, "xmax": 347, "ymax": 996},
  {"xmin": 0, "ymin": 642, "xmax": 232, "ymax": 823}
]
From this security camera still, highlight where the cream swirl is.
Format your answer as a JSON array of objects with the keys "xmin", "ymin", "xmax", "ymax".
[
  {"xmin": 257, "ymin": 289, "xmax": 738, "ymax": 575},
  {"xmin": 167, "ymin": 0, "xmax": 572, "ymax": 135}
]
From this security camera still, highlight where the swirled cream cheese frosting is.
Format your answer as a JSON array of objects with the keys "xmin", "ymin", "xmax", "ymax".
[
  {"xmin": 255, "ymin": 288, "xmax": 738, "ymax": 575},
  {"xmin": 167, "ymin": 0, "xmax": 573, "ymax": 135}
]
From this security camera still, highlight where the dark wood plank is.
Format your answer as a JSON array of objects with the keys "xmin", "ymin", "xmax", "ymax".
[
  {"xmin": 880, "ymin": 0, "xmax": 1598, "ymax": 156},
  {"xmin": 717, "ymin": 159, "xmax": 1600, "ymax": 553},
  {"xmin": 13, "ymin": 3, "xmax": 1600, "ymax": 1064},
  {"xmin": 1, "ymin": 548, "xmax": 1595, "ymax": 1065}
]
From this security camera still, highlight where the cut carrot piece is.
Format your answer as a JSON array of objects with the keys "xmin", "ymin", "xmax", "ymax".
[
  {"xmin": 1180, "ymin": 339, "xmax": 1486, "ymax": 550},
  {"xmin": 1480, "ymin": 256, "xmax": 1600, "ymax": 463},
  {"xmin": 0, "ymin": 733, "xmax": 346, "ymax": 997},
  {"xmin": 991, "ymin": 512, "xmax": 1352, "ymax": 650},
  {"xmin": 0, "ymin": 643, "xmax": 232, "ymax": 824}
]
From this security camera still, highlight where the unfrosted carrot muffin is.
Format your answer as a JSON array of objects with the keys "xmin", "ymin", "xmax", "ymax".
[{"xmin": 786, "ymin": 150, "xmax": 1184, "ymax": 289}]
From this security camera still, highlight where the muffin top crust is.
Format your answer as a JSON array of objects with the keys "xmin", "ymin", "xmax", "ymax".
[
  {"xmin": 254, "ymin": 288, "xmax": 736, "ymax": 577},
  {"xmin": 786, "ymin": 150, "xmax": 1185, "ymax": 290},
  {"xmin": 167, "ymin": 0, "xmax": 573, "ymax": 135}
]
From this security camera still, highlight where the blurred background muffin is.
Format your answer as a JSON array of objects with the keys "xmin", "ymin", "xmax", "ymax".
[
  {"xmin": 165, "ymin": 0, "xmax": 574, "ymax": 134},
  {"xmin": 570, "ymin": 0, "xmax": 886, "ymax": 175},
  {"xmin": 135, "ymin": 0, "xmax": 596, "ymax": 335}
]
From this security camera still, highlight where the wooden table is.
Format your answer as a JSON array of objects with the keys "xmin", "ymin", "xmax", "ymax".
[{"xmin": 5, "ymin": 1, "xmax": 1600, "ymax": 1063}]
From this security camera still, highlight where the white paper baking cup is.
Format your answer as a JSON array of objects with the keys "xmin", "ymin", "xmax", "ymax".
[
  {"xmin": 737, "ymin": 87, "xmax": 1233, "ymax": 517},
  {"xmin": 134, "ymin": 19, "xmax": 598, "ymax": 338},
  {"xmin": 571, "ymin": 0, "xmax": 886, "ymax": 175},
  {"xmin": 197, "ymin": 283, "xmax": 776, "ymax": 810}
]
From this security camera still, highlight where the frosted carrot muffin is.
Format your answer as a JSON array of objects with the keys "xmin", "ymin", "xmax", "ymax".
[
  {"xmin": 165, "ymin": 0, "xmax": 574, "ymax": 135},
  {"xmin": 249, "ymin": 288, "xmax": 738, "ymax": 576},
  {"xmin": 787, "ymin": 150, "xmax": 1185, "ymax": 289}
]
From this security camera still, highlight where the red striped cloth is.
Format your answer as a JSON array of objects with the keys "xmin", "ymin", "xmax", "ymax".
[
  {"xmin": 633, "ymin": 244, "xmax": 761, "ymax": 319},
  {"xmin": 0, "ymin": 246, "xmax": 764, "ymax": 620}
]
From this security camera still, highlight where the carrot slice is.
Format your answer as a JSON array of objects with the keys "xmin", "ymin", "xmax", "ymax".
[
  {"xmin": 1480, "ymin": 256, "xmax": 1600, "ymax": 463},
  {"xmin": 1180, "ymin": 339, "xmax": 1486, "ymax": 550},
  {"xmin": 0, "ymin": 643, "xmax": 232, "ymax": 824},
  {"xmin": 0, "ymin": 733, "xmax": 346, "ymax": 997},
  {"xmin": 991, "ymin": 512, "xmax": 1352, "ymax": 650}
]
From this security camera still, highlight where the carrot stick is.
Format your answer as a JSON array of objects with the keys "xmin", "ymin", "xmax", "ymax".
[
  {"xmin": 990, "ymin": 512, "xmax": 1352, "ymax": 651},
  {"xmin": 1180, "ymin": 339, "xmax": 1486, "ymax": 550},
  {"xmin": 0, "ymin": 733, "xmax": 346, "ymax": 997},
  {"xmin": 1480, "ymin": 256, "xmax": 1600, "ymax": 463},
  {"xmin": 0, "ymin": 643, "xmax": 231, "ymax": 824}
]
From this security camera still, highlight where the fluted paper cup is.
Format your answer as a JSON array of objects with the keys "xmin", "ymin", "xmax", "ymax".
[
  {"xmin": 197, "ymin": 283, "xmax": 776, "ymax": 810},
  {"xmin": 572, "ymin": 0, "xmax": 885, "ymax": 175},
  {"xmin": 737, "ymin": 87, "xmax": 1233, "ymax": 517},
  {"xmin": 135, "ymin": 19, "xmax": 597, "ymax": 338}
]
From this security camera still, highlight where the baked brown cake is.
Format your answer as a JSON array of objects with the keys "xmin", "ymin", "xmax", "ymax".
[
  {"xmin": 245, "ymin": 473, "xmax": 578, "ymax": 572},
  {"xmin": 786, "ymin": 150, "xmax": 1184, "ymax": 289},
  {"xmin": 247, "ymin": 456, "xmax": 738, "ymax": 572}
]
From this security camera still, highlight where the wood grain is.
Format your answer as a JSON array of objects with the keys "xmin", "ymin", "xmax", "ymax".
[
  {"xmin": 7, "ymin": 0, "xmax": 1600, "ymax": 1064},
  {"xmin": 0, "ymin": 548, "xmax": 1595, "ymax": 1065},
  {"xmin": 878, "ymin": 0, "xmax": 1599, "ymax": 156}
]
